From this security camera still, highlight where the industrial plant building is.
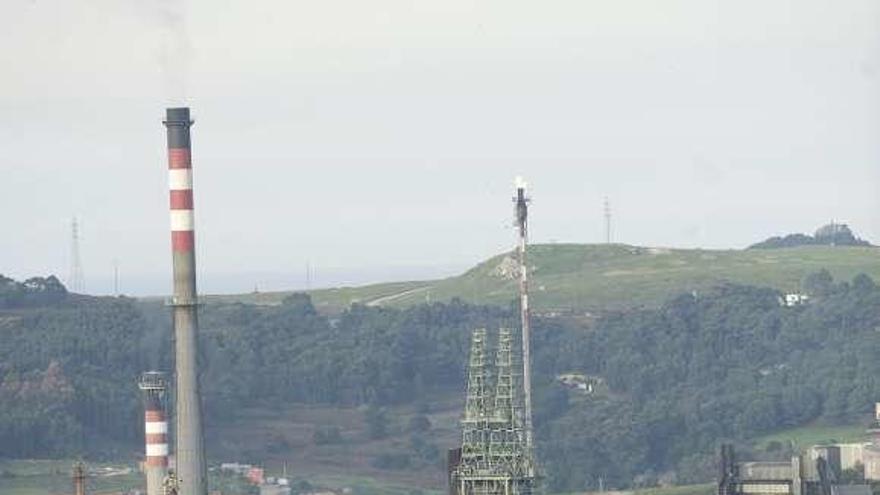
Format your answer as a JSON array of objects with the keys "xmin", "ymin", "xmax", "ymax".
[{"xmin": 719, "ymin": 404, "xmax": 880, "ymax": 495}]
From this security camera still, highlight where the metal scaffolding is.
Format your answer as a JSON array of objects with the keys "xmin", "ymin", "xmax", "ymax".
[{"xmin": 451, "ymin": 328, "xmax": 536, "ymax": 495}]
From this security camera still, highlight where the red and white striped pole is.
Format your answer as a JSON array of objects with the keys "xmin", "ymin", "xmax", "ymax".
[{"xmin": 139, "ymin": 372, "xmax": 168, "ymax": 495}]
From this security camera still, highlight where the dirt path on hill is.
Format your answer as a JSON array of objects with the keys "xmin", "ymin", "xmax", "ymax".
[{"xmin": 366, "ymin": 286, "xmax": 432, "ymax": 306}]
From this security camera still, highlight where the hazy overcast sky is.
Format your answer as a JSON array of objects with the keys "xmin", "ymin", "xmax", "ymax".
[{"xmin": 1, "ymin": 0, "xmax": 879, "ymax": 295}]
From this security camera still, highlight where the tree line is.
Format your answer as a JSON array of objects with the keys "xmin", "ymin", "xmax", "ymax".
[{"xmin": 4, "ymin": 272, "xmax": 880, "ymax": 492}]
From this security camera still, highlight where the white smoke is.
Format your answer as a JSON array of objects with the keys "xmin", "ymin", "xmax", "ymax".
[{"xmin": 132, "ymin": 0, "xmax": 193, "ymax": 104}]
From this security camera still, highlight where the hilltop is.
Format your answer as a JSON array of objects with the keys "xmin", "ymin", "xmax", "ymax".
[
  {"xmin": 202, "ymin": 244, "xmax": 880, "ymax": 312},
  {"xmin": 749, "ymin": 223, "xmax": 873, "ymax": 249}
]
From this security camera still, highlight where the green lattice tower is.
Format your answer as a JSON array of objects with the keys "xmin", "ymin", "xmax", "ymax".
[
  {"xmin": 453, "ymin": 328, "xmax": 537, "ymax": 495},
  {"xmin": 489, "ymin": 328, "xmax": 518, "ymax": 463},
  {"xmin": 455, "ymin": 328, "xmax": 509, "ymax": 495},
  {"xmin": 493, "ymin": 328, "xmax": 536, "ymax": 494},
  {"xmin": 459, "ymin": 328, "xmax": 492, "ymax": 472}
]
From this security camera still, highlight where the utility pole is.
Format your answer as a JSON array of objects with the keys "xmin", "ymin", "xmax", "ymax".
[
  {"xmin": 69, "ymin": 217, "xmax": 85, "ymax": 293},
  {"xmin": 830, "ymin": 219, "xmax": 837, "ymax": 247},
  {"xmin": 113, "ymin": 259, "xmax": 120, "ymax": 296},
  {"xmin": 604, "ymin": 197, "xmax": 612, "ymax": 244}
]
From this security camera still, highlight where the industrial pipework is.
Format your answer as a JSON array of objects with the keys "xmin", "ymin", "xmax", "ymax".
[{"xmin": 163, "ymin": 107, "xmax": 207, "ymax": 495}]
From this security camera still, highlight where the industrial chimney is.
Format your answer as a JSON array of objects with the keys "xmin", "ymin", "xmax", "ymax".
[
  {"xmin": 138, "ymin": 371, "xmax": 169, "ymax": 495},
  {"xmin": 163, "ymin": 107, "xmax": 207, "ymax": 495},
  {"xmin": 72, "ymin": 461, "xmax": 86, "ymax": 495}
]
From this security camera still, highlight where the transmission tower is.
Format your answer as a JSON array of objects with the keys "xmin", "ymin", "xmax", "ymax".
[{"xmin": 69, "ymin": 217, "xmax": 85, "ymax": 293}]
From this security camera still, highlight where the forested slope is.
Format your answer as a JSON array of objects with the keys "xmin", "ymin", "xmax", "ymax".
[
  {"xmin": 0, "ymin": 276, "xmax": 147, "ymax": 457},
  {"xmin": 5, "ymin": 271, "xmax": 880, "ymax": 493},
  {"xmin": 540, "ymin": 271, "xmax": 880, "ymax": 490}
]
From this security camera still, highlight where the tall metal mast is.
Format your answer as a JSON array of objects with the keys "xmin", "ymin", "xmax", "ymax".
[{"xmin": 514, "ymin": 176, "xmax": 535, "ymax": 472}]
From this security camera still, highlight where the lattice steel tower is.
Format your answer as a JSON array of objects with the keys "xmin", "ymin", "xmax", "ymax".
[
  {"xmin": 458, "ymin": 328, "xmax": 492, "ymax": 479},
  {"xmin": 451, "ymin": 327, "xmax": 536, "ymax": 495}
]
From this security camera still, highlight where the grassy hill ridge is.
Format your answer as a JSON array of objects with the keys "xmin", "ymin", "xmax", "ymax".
[{"xmin": 200, "ymin": 244, "xmax": 880, "ymax": 312}]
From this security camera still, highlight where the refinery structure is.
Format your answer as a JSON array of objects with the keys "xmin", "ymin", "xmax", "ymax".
[
  {"xmin": 718, "ymin": 404, "xmax": 880, "ymax": 495},
  {"xmin": 132, "ymin": 106, "xmax": 543, "ymax": 495},
  {"xmin": 59, "ymin": 110, "xmax": 880, "ymax": 495},
  {"xmin": 447, "ymin": 179, "xmax": 539, "ymax": 494}
]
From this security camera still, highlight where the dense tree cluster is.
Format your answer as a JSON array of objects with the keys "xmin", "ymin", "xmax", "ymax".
[
  {"xmin": 6, "ymin": 272, "xmax": 880, "ymax": 493},
  {"xmin": 750, "ymin": 223, "xmax": 872, "ymax": 248},
  {"xmin": 539, "ymin": 274, "xmax": 880, "ymax": 491},
  {"xmin": 195, "ymin": 295, "xmax": 509, "ymax": 416},
  {"xmin": 0, "ymin": 295, "xmax": 148, "ymax": 457},
  {"xmin": 0, "ymin": 274, "xmax": 67, "ymax": 309}
]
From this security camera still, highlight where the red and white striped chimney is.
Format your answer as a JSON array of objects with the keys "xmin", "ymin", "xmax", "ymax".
[
  {"xmin": 145, "ymin": 408, "xmax": 169, "ymax": 468},
  {"xmin": 164, "ymin": 107, "xmax": 207, "ymax": 495},
  {"xmin": 139, "ymin": 371, "xmax": 168, "ymax": 495}
]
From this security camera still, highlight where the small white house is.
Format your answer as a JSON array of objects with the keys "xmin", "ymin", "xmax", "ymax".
[{"xmin": 783, "ymin": 293, "xmax": 809, "ymax": 307}]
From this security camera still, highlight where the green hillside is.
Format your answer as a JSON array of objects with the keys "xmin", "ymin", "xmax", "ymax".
[
  {"xmin": 753, "ymin": 423, "xmax": 868, "ymax": 452},
  {"xmin": 204, "ymin": 280, "xmax": 428, "ymax": 313},
  {"xmin": 203, "ymin": 244, "xmax": 880, "ymax": 312},
  {"xmin": 10, "ymin": 269, "xmax": 880, "ymax": 492}
]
